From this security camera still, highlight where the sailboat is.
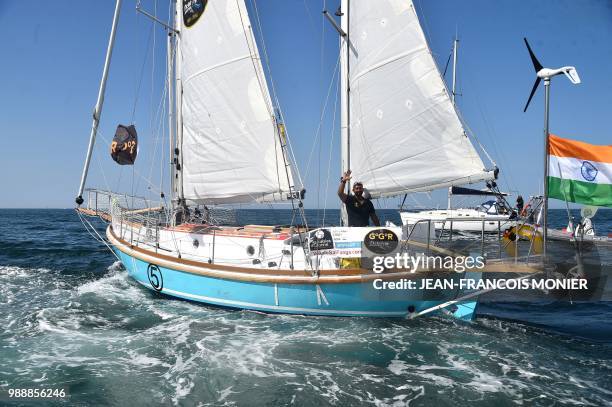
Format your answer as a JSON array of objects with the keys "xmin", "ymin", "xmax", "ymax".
[
  {"xmin": 76, "ymin": 0, "xmax": 536, "ymax": 320},
  {"xmin": 400, "ymin": 186, "xmax": 516, "ymax": 233}
]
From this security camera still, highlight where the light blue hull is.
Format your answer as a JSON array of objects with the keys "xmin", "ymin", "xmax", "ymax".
[{"xmin": 115, "ymin": 249, "xmax": 479, "ymax": 320}]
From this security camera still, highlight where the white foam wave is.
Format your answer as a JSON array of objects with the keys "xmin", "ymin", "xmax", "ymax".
[
  {"xmin": 107, "ymin": 260, "xmax": 125, "ymax": 272},
  {"xmin": 76, "ymin": 266, "xmax": 145, "ymax": 304},
  {"xmin": 0, "ymin": 265, "xmax": 52, "ymax": 279},
  {"xmin": 171, "ymin": 376, "xmax": 195, "ymax": 406},
  {"xmin": 121, "ymin": 350, "xmax": 172, "ymax": 369},
  {"xmin": 217, "ymin": 386, "xmax": 235, "ymax": 402}
]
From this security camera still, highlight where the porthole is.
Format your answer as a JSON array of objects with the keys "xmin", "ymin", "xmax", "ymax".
[
  {"xmin": 246, "ymin": 245, "xmax": 255, "ymax": 256},
  {"xmin": 193, "ymin": 239, "xmax": 199, "ymax": 248}
]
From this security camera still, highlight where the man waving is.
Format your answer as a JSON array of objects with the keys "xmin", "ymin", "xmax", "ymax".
[{"xmin": 337, "ymin": 170, "xmax": 380, "ymax": 227}]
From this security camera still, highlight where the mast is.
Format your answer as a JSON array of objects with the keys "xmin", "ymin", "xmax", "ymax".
[
  {"xmin": 75, "ymin": 0, "xmax": 122, "ymax": 205},
  {"xmin": 448, "ymin": 36, "xmax": 458, "ymax": 210},
  {"xmin": 451, "ymin": 37, "xmax": 458, "ymax": 104},
  {"xmin": 542, "ymin": 78, "xmax": 551, "ymax": 258},
  {"xmin": 340, "ymin": 0, "xmax": 350, "ymax": 226},
  {"xmin": 167, "ymin": 12, "xmax": 175, "ymax": 205},
  {"xmin": 174, "ymin": 0, "xmax": 184, "ymax": 206}
]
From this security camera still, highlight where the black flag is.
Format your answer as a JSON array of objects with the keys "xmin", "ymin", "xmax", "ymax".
[{"xmin": 110, "ymin": 124, "xmax": 138, "ymax": 165}]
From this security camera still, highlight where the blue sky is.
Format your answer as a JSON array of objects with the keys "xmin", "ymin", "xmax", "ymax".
[{"xmin": 0, "ymin": 0, "xmax": 610, "ymax": 209}]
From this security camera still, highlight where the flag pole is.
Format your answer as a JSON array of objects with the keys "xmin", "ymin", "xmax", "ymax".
[
  {"xmin": 557, "ymin": 162, "xmax": 574, "ymax": 232},
  {"xmin": 542, "ymin": 78, "xmax": 550, "ymax": 259},
  {"xmin": 522, "ymin": 38, "xmax": 581, "ymax": 260}
]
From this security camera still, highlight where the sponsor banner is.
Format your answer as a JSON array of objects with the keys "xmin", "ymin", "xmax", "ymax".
[
  {"xmin": 363, "ymin": 229, "xmax": 399, "ymax": 254},
  {"xmin": 309, "ymin": 230, "xmax": 361, "ymax": 257},
  {"xmin": 361, "ymin": 229, "xmax": 401, "ymax": 270},
  {"xmin": 335, "ymin": 242, "xmax": 361, "ymax": 249},
  {"xmin": 308, "ymin": 227, "xmax": 402, "ymax": 258},
  {"xmin": 183, "ymin": 0, "xmax": 207, "ymax": 27},
  {"xmin": 309, "ymin": 229, "xmax": 334, "ymax": 252}
]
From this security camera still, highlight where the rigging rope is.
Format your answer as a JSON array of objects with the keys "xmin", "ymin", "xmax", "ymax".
[
  {"xmin": 143, "ymin": 74, "xmax": 168, "ymax": 195},
  {"xmin": 322, "ymin": 68, "xmax": 339, "ymax": 226},
  {"xmin": 303, "ymin": 53, "xmax": 341, "ymax": 182},
  {"xmin": 442, "ymin": 49, "xmax": 452, "ymax": 78},
  {"xmin": 414, "ymin": 0, "xmax": 499, "ymax": 191},
  {"xmin": 318, "ymin": 0, "xmax": 326, "ymax": 223},
  {"xmin": 462, "ymin": 74, "xmax": 516, "ymax": 192},
  {"xmin": 126, "ymin": 1, "xmax": 171, "ymax": 204},
  {"xmin": 250, "ymin": 0, "xmax": 305, "ymax": 190},
  {"xmin": 77, "ymin": 211, "xmax": 122, "ymax": 263},
  {"xmin": 249, "ymin": 0, "xmax": 310, "ymax": 234},
  {"xmin": 131, "ymin": 17, "xmax": 154, "ymax": 123},
  {"xmin": 237, "ymin": 1, "xmax": 301, "ymax": 214}
]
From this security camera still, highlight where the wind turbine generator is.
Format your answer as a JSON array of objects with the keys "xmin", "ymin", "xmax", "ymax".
[{"xmin": 523, "ymin": 37, "xmax": 580, "ymax": 258}]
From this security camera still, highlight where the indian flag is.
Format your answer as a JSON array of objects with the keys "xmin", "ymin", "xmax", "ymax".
[{"xmin": 548, "ymin": 134, "xmax": 612, "ymax": 208}]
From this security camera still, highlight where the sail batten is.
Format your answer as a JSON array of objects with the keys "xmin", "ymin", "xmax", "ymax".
[
  {"xmin": 345, "ymin": 0, "xmax": 494, "ymax": 198},
  {"xmin": 178, "ymin": 0, "xmax": 294, "ymax": 204},
  {"xmin": 183, "ymin": 54, "xmax": 251, "ymax": 84},
  {"xmin": 350, "ymin": 49, "xmax": 419, "ymax": 83}
]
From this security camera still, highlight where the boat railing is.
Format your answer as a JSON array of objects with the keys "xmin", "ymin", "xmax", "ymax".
[
  {"xmin": 404, "ymin": 217, "xmax": 541, "ymax": 264},
  {"xmin": 79, "ymin": 189, "xmax": 543, "ymax": 268},
  {"xmin": 81, "ymin": 188, "xmax": 163, "ymax": 214},
  {"xmin": 78, "ymin": 188, "xmax": 170, "ymax": 245}
]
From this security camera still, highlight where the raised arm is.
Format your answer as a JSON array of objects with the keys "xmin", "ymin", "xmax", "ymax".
[{"xmin": 337, "ymin": 170, "xmax": 351, "ymax": 203}]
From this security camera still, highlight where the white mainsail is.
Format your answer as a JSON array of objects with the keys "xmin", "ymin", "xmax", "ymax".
[
  {"xmin": 342, "ymin": 0, "xmax": 494, "ymax": 198},
  {"xmin": 177, "ymin": 0, "xmax": 294, "ymax": 204}
]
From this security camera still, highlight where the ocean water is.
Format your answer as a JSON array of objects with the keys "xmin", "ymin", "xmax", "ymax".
[{"xmin": 0, "ymin": 208, "xmax": 611, "ymax": 406}]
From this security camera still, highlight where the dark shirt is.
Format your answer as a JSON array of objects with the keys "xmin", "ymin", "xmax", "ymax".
[
  {"xmin": 345, "ymin": 195, "xmax": 375, "ymax": 227},
  {"xmin": 516, "ymin": 197, "xmax": 524, "ymax": 213}
]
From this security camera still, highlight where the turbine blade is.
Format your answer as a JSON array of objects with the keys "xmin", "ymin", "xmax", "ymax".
[
  {"xmin": 524, "ymin": 37, "xmax": 543, "ymax": 72},
  {"xmin": 523, "ymin": 77, "xmax": 541, "ymax": 112}
]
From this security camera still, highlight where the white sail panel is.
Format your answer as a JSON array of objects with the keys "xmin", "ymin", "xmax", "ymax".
[
  {"xmin": 347, "ymin": 0, "xmax": 493, "ymax": 197},
  {"xmin": 178, "ymin": 0, "xmax": 294, "ymax": 204}
]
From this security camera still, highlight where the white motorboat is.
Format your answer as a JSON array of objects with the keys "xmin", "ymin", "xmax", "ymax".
[{"xmin": 400, "ymin": 199, "xmax": 516, "ymax": 233}]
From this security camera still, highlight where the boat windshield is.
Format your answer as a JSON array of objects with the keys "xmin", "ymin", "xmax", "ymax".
[{"xmin": 477, "ymin": 200, "xmax": 498, "ymax": 214}]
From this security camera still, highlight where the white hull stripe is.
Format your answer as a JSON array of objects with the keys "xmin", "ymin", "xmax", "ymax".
[{"xmin": 133, "ymin": 279, "xmax": 406, "ymax": 316}]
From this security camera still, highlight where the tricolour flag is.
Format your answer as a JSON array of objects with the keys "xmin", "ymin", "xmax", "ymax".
[{"xmin": 548, "ymin": 134, "xmax": 612, "ymax": 208}]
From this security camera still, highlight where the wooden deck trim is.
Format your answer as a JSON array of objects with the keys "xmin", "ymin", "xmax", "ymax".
[
  {"xmin": 169, "ymin": 223, "xmax": 295, "ymax": 240},
  {"xmin": 108, "ymin": 226, "xmax": 378, "ymax": 283},
  {"xmin": 76, "ymin": 207, "xmax": 112, "ymax": 222}
]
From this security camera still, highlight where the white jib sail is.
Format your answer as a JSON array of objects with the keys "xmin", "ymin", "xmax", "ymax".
[
  {"xmin": 178, "ymin": 0, "xmax": 294, "ymax": 204},
  {"xmin": 346, "ymin": 0, "xmax": 494, "ymax": 198}
]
